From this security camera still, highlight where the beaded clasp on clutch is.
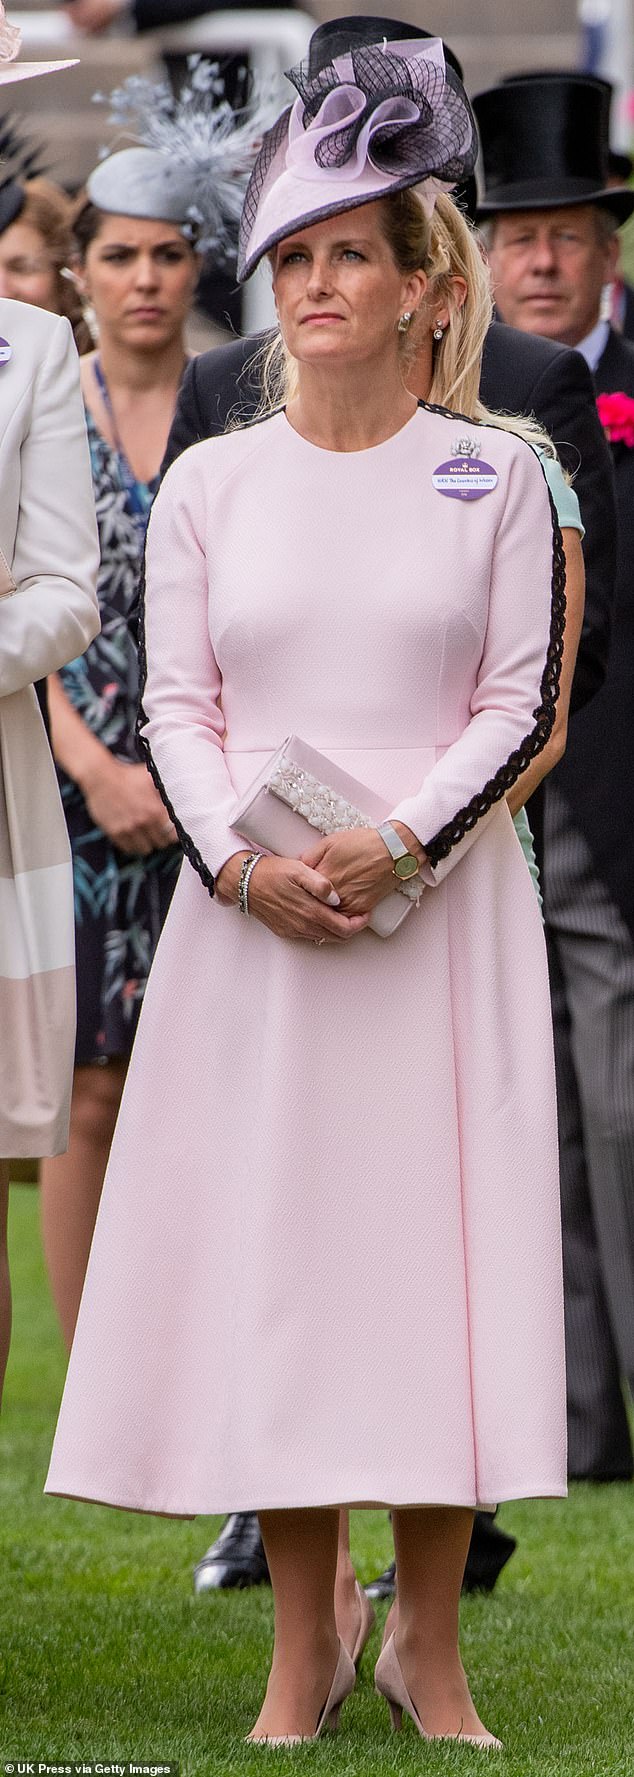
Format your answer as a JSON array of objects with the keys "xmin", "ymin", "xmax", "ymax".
[
  {"xmin": 268, "ymin": 758, "xmax": 421, "ymax": 905},
  {"xmin": 231, "ymin": 735, "xmax": 421, "ymax": 937}
]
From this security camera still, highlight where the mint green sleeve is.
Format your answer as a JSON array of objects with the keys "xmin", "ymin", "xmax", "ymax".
[
  {"xmin": 512, "ymin": 805, "xmax": 543, "ymax": 913},
  {"xmin": 538, "ymin": 450, "xmax": 584, "ymax": 536}
]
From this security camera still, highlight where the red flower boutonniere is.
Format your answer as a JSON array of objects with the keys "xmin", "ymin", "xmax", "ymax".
[{"xmin": 596, "ymin": 390, "xmax": 634, "ymax": 446}]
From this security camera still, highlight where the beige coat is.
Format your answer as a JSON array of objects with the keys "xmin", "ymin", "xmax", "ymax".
[{"xmin": 0, "ymin": 298, "xmax": 99, "ymax": 1157}]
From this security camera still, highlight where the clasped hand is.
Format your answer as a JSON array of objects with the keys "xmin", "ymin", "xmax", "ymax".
[
  {"xmin": 300, "ymin": 828, "xmax": 406, "ymax": 915},
  {"xmin": 216, "ymin": 826, "xmax": 425, "ymax": 945}
]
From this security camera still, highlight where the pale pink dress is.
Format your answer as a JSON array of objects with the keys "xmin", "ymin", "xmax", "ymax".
[{"xmin": 45, "ymin": 405, "xmax": 567, "ymax": 1515}]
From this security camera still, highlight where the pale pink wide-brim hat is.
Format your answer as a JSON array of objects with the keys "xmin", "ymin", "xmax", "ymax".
[
  {"xmin": 237, "ymin": 36, "xmax": 477, "ymax": 282},
  {"xmin": 0, "ymin": 0, "xmax": 77, "ymax": 84}
]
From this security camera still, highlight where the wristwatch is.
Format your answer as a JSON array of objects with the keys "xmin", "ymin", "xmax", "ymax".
[{"xmin": 377, "ymin": 820, "xmax": 420, "ymax": 881}]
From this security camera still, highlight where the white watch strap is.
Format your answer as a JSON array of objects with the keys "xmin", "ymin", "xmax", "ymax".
[{"xmin": 377, "ymin": 820, "xmax": 409, "ymax": 861}]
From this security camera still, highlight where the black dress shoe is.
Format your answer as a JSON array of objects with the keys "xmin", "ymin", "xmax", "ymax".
[
  {"xmin": 193, "ymin": 1511, "xmax": 270, "ymax": 1592},
  {"xmin": 364, "ymin": 1512, "xmax": 517, "ymax": 1601},
  {"xmin": 462, "ymin": 1513, "xmax": 516, "ymax": 1593},
  {"xmin": 364, "ymin": 1559, "xmax": 396, "ymax": 1601}
]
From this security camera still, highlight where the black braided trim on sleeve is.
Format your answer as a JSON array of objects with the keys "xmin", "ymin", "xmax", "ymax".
[
  {"xmin": 417, "ymin": 401, "xmax": 567, "ymax": 869},
  {"xmin": 135, "ymin": 539, "xmax": 217, "ymax": 900}
]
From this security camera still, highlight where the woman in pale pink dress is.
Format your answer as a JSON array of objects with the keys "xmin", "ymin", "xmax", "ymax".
[{"xmin": 47, "ymin": 38, "xmax": 568, "ymax": 1748}]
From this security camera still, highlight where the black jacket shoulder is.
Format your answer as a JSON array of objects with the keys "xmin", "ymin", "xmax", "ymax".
[
  {"xmin": 481, "ymin": 321, "xmax": 599, "ymax": 464},
  {"xmin": 483, "ymin": 319, "xmax": 617, "ymax": 717},
  {"xmin": 481, "ymin": 321, "xmax": 582, "ymax": 414},
  {"xmin": 161, "ymin": 333, "xmax": 271, "ymax": 474}
]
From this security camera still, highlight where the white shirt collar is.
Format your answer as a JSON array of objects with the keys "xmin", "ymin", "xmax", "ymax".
[{"xmin": 576, "ymin": 317, "xmax": 610, "ymax": 372}]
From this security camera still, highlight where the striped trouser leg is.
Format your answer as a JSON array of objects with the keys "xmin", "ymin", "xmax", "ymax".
[{"xmin": 545, "ymin": 784, "xmax": 634, "ymax": 1480}]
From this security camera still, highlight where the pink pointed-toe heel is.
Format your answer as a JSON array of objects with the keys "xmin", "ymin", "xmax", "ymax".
[
  {"xmin": 351, "ymin": 1581, "xmax": 376, "ymax": 1670},
  {"xmin": 375, "ymin": 1634, "xmax": 502, "ymax": 1750},
  {"xmin": 247, "ymin": 1638, "xmax": 356, "ymax": 1746}
]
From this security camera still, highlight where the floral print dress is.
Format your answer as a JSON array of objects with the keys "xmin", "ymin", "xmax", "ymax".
[{"xmin": 58, "ymin": 411, "xmax": 180, "ymax": 1064}]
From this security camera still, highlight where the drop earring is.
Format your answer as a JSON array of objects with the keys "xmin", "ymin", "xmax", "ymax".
[
  {"xmin": 397, "ymin": 311, "xmax": 412, "ymax": 334},
  {"xmin": 61, "ymin": 266, "xmax": 99, "ymax": 346},
  {"xmin": 433, "ymin": 323, "xmax": 445, "ymax": 342}
]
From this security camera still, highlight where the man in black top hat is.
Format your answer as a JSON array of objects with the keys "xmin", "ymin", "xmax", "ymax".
[
  {"xmin": 493, "ymin": 72, "xmax": 634, "ymax": 340},
  {"xmin": 161, "ymin": 22, "xmax": 618, "ymax": 1602},
  {"xmin": 475, "ymin": 71, "xmax": 634, "ymax": 1487}
]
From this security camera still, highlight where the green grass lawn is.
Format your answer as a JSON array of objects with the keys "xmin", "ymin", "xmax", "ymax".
[{"xmin": 1, "ymin": 1184, "xmax": 632, "ymax": 1776}]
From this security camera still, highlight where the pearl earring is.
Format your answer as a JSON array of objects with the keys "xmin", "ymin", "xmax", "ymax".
[
  {"xmin": 433, "ymin": 323, "xmax": 445, "ymax": 342},
  {"xmin": 397, "ymin": 311, "xmax": 412, "ymax": 334}
]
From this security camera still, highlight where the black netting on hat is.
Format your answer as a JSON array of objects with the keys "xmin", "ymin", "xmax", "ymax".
[
  {"xmin": 290, "ymin": 55, "xmax": 339, "ymax": 121},
  {"xmin": 287, "ymin": 44, "xmax": 477, "ymax": 182},
  {"xmin": 238, "ymin": 42, "xmax": 478, "ymax": 277},
  {"xmin": 238, "ymin": 105, "xmax": 291, "ymax": 271}
]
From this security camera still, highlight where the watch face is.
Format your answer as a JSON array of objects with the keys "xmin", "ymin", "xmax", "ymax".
[{"xmin": 395, "ymin": 854, "xmax": 419, "ymax": 880}]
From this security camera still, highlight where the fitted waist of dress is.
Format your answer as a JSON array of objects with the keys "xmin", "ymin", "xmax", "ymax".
[{"xmin": 222, "ymin": 743, "xmax": 454, "ymax": 806}]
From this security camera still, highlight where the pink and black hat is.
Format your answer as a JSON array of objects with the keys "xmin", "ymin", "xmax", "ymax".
[{"xmin": 237, "ymin": 35, "xmax": 477, "ymax": 282}]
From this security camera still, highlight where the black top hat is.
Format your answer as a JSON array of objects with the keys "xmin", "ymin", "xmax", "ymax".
[
  {"xmin": 305, "ymin": 15, "xmax": 477, "ymax": 221},
  {"xmin": 473, "ymin": 73, "xmax": 634, "ymax": 224}
]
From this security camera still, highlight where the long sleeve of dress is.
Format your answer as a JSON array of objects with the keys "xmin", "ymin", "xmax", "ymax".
[
  {"xmin": 0, "ymin": 315, "xmax": 99, "ymax": 699},
  {"xmin": 138, "ymin": 449, "xmax": 245, "ymax": 888},
  {"xmin": 390, "ymin": 440, "xmax": 566, "ymax": 886}
]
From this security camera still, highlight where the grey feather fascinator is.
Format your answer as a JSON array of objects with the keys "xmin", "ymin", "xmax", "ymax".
[{"xmin": 89, "ymin": 57, "xmax": 276, "ymax": 263}]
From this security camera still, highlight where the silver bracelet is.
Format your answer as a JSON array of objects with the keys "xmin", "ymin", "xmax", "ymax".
[{"xmin": 237, "ymin": 852, "xmax": 262, "ymax": 917}]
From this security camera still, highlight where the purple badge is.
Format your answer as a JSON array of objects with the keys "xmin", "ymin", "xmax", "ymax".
[
  {"xmin": 0, "ymin": 338, "xmax": 12, "ymax": 366},
  {"xmin": 432, "ymin": 433, "xmax": 498, "ymax": 501},
  {"xmin": 432, "ymin": 456, "xmax": 498, "ymax": 501}
]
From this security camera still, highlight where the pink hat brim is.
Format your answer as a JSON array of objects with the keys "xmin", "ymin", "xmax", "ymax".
[
  {"xmin": 239, "ymin": 160, "xmax": 420, "ymax": 282},
  {"xmin": 237, "ymin": 37, "xmax": 471, "ymax": 281},
  {"xmin": 0, "ymin": 58, "xmax": 78, "ymax": 83}
]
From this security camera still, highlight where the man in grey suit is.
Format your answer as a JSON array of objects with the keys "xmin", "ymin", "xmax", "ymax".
[{"xmin": 476, "ymin": 71, "xmax": 634, "ymax": 1483}]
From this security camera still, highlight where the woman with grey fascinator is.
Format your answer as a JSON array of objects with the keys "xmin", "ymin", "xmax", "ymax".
[
  {"xmin": 40, "ymin": 63, "xmax": 269, "ymax": 1351},
  {"xmin": 48, "ymin": 35, "xmax": 568, "ymax": 1751}
]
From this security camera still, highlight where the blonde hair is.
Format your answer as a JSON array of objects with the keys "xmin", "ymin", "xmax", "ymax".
[{"xmin": 241, "ymin": 188, "xmax": 556, "ymax": 457}]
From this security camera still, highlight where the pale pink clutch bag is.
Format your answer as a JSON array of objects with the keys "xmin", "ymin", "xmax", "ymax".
[{"xmin": 231, "ymin": 734, "xmax": 420, "ymax": 937}]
